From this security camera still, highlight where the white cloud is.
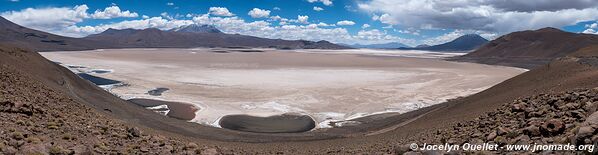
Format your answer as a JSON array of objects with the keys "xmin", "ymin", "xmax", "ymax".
[
  {"xmin": 582, "ymin": 29, "xmax": 597, "ymax": 34},
  {"xmin": 58, "ymin": 13, "xmax": 412, "ymax": 45},
  {"xmin": 166, "ymin": 2, "xmax": 174, "ymax": 6},
  {"xmin": 9, "ymin": 0, "xmax": 19, "ymax": 2},
  {"xmin": 336, "ymin": 20, "xmax": 355, "ymax": 26},
  {"xmin": 361, "ymin": 24, "xmax": 370, "ymax": 29},
  {"xmin": 317, "ymin": 22, "xmax": 334, "ymax": 27},
  {"xmin": 371, "ymin": 14, "xmax": 379, "ymax": 21},
  {"xmin": 90, "ymin": 5, "xmax": 138, "ymax": 19},
  {"xmin": 397, "ymin": 28, "xmax": 420, "ymax": 35},
  {"xmin": 208, "ymin": 7, "xmax": 234, "ymax": 16},
  {"xmin": 296, "ymin": 15, "xmax": 309, "ymax": 24},
  {"xmin": 377, "ymin": 13, "xmax": 394, "ymax": 25},
  {"xmin": 1, "ymin": 5, "xmax": 90, "ymax": 33},
  {"xmin": 269, "ymin": 15, "xmax": 282, "ymax": 21},
  {"xmin": 1, "ymin": 4, "xmax": 414, "ymax": 45},
  {"xmin": 313, "ymin": 7, "xmax": 324, "ymax": 11},
  {"xmin": 307, "ymin": 0, "xmax": 333, "ymax": 6},
  {"xmin": 358, "ymin": 0, "xmax": 598, "ymax": 34},
  {"xmin": 248, "ymin": 8, "xmax": 270, "ymax": 18},
  {"xmin": 273, "ymin": 7, "xmax": 281, "ymax": 11},
  {"xmin": 355, "ymin": 29, "xmax": 416, "ymax": 45}
]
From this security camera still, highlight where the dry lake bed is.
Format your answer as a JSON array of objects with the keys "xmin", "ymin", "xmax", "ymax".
[{"xmin": 41, "ymin": 48, "xmax": 526, "ymax": 132}]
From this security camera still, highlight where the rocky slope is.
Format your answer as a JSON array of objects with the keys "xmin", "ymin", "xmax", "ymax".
[
  {"xmin": 0, "ymin": 57, "xmax": 222, "ymax": 154},
  {"xmin": 454, "ymin": 27, "xmax": 598, "ymax": 69},
  {"xmin": 398, "ymin": 88, "xmax": 598, "ymax": 154}
]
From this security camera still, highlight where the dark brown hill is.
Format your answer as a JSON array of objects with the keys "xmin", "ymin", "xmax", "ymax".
[
  {"xmin": 454, "ymin": 27, "xmax": 598, "ymax": 69},
  {"xmin": 0, "ymin": 17, "xmax": 110, "ymax": 51}
]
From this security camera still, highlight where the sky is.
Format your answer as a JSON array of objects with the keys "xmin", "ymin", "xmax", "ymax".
[{"xmin": 1, "ymin": 0, "xmax": 598, "ymax": 46}]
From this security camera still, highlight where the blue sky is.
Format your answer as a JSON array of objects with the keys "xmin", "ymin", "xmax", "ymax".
[{"xmin": 1, "ymin": 0, "xmax": 598, "ymax": 46}]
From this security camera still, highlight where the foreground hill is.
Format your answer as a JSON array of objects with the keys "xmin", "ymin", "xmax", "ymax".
[
  {"xmin": 454, "ymin": 27, "xmax": 598, "ymax": 69},
  {"xmin": 0, "ymin": 17, "xmax": 348, "ymax": 51},
  {"xmin": 400, "ymin": 34, "xmax": 488, "ymax": 52},
  {"xmin": 0, "ymin": 45, "xmax": 226, "ymax": 154}
]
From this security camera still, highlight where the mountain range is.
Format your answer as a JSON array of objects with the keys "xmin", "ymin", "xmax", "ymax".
[
  {"xmin": 455, "ymin": 27, "xmax": 598, "ymax": 69},
  {"xmin": 0, "ymin": 16, "xmax": 348, "ymax": 51},
  {"xmin": 84, "ymin": 27, "xmax": 346, "ymax": 49},
  {"xmin": 169, "ymin": 24, "xmax": 222, "ymax": 33},
  {"xmin": 341, "ymin": 42, "xmax": 410, "ymax": 49},
  {"xmin": 399, "ymin": 34, "xmax": 489, "ymax": 52}
]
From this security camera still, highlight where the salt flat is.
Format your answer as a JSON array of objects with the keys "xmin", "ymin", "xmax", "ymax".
[{"xmin": 41, "ymin": 48, "xmax": 525, "ymax": 128}]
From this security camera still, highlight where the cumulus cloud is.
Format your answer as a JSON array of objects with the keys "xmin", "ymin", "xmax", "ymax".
[
  {"xmin": 166, "ymin": 2, "xmax": 174, "ymax": 6},
  {"xmin": 361, "ymin": 24, "xmax": 370, "ymax": 29},
  {"xmin": 336, "ymin": 20, "xmax": 355, "ymax": 26},
  {"xmin": 1, "ymin": 5, "xmax": 89, "ymax": 32},
  {"xmin": 485, "ymin": 0, "xmax": 598, "ymax": 12},
  {"xmin": 91, "ymin": 5, "xmax": 138, "ymax": 19},
  {"xmin": 208, "ymin": 7, "xmax": 234, "ymax": 16},
  {"xmin": 583, "ymin": 29, "xmax": 597, "ymax": 34},
  {"xmin": 296, "ymin": 15, "xmax": 309, "ymax": 24},
  {"xmin": 59, "ymin": 12, "xmax": 413, "ymax": 45},
  {"xmin": 64, "ymin": 16, "xmax": 193, "ymax": 35},
  {"xmin": 313, "ymin": 7, "xmax": 324, "ymax": 11},
  {"xmin": 248, "ymin": 8, "xmax": 270, "ymax": 18},
  {"xmin": 358, "ymin": 0, "xmax": 598, "ymax": 34},
  {"xmin": 0, "ymin": 4, "xmax": 138, "ymax": 33},
  {"xmin": 307, "ymin": 0, "xmax": 333, "ymax": 6},
  {"xmin": 317, "ymin": 22, "xmax": 334, "ymax": 27},
  {"xmin": 583, "ymin": 21, "xmax": 598, "ymax": 34},
  {"xmin": 355, "ymin": 29, "xmax": 416, "ymax": 45},
  {"xmin": 1, "ymin": 4, "xmax": 415, "ymax": 45}
]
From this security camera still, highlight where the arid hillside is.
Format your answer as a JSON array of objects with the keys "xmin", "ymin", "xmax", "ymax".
[{"xmin": 454, "ymin": 27, "xmax": 598, "ymax": 69}]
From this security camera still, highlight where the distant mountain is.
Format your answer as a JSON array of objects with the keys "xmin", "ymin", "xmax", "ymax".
[
  {"xmin": 85, "ymin": 28, "xmax": 348, "ymax": 49},
  {"xmin": 0, "ymin": 16, "xmax": 348, "ymax": 51},
  {"xmin": 0, "ymin": 16, "xmax": 109, "ymax": 51},
  {"xmin": 169, "ymin": 24, "xmax": 222, "ymax": 33},
  {"xmin": 454, "ymin": 27, "xmax": 598, "ymax": 69},
  {"xmin": 400, "ymin": 34, "xmax": 488, "ymax": 52},
  {"xmin": 346, "ymin": 42, "xmax": 410, "ymax": 49},
  {"xmin": 415, "ymin": 44, "xmax": 430, "ymax": 48}
]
